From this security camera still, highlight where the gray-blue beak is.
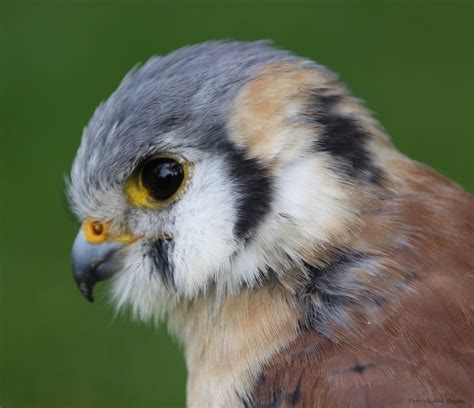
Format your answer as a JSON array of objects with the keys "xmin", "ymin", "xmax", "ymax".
[{"xmin": 71, "ymin": 229, "xmax": 125, "ymax": 302}]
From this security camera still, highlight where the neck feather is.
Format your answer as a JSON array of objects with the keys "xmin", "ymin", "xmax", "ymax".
[{"xmin": 168, "ymin": 285, "xmax": 300, "ymax": 407}]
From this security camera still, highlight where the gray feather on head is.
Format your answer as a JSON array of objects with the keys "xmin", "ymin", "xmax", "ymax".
[
  {"xmin": 69, "ymin": 40, "xmax": 301, "ymax": 215},
  {"xmin": 68, "ymin": 40, "xmax": 383, "ymax": 327}
]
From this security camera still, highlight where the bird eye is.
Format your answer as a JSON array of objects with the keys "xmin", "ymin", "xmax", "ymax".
[
  {"xmin": 141, "ymin": 157, "xmax": 185, "ymax": 201},
  {"xmin": 125, "ymin": 154, "xmax": 191, "ymax": 208}
]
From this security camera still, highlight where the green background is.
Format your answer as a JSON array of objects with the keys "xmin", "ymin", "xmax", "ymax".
[{"xmin": 0, "ymin": 1, "xmax": 472, "ymax": 407}]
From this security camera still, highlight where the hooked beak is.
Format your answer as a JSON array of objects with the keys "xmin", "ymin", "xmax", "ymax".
[{"xmin": 71, "ymin": 228, "xmax": 126, "ymax": 302}]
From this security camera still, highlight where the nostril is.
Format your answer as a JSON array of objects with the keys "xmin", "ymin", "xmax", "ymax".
[
  {"xmin": 84, "ymin": 218, "xmax": 110, "ymax": 244},
  {"xmin": 92, "ymin": 222, "xmax": 104, "ymax": 236}
]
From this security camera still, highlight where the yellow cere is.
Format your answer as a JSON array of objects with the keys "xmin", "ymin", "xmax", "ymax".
[
  {"xmin": 83, "ymin": 219, "xmax": 110, "ymax": 244},
  {"xmin": 83, "ymin": 218, "xmax": 139, "ymax": 245}
]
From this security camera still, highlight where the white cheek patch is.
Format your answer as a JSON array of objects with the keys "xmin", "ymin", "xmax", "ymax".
[
  {"xmin": 110, "ymin": 243, "xmax": 177, "ymax": 323},
  {"xmin": 110, "ymin": 156, "xmax": 240, "ymax": 318},
  {"xmin": 227, "ymin": 155, "xmax": 356, "ymax": 290},
  {"xmin": 274, "ymin": 154, "xmax": 355, "ymax": 244},
  {"xmin": 171, "ymin": 157, "xmax": 239, "ymax": 298},
  {"xmin": 111, "ymin": 154, "xmax": 357, "ymax": 319}
]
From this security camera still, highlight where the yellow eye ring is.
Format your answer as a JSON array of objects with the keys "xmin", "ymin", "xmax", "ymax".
[{"xmin": 125, "ymin": 153, "xmax": 192, "ymax": 209}]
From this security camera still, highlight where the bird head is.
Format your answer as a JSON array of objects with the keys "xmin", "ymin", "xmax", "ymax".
[{"xmin": 68, "ymin": 41, "xmax": 389, "ymax": 322}]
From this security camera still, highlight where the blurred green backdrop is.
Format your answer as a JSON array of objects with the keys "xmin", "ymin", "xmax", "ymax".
[{"xmin": 0, "ymin": 1, "xmax": 472, "ymax": 407}]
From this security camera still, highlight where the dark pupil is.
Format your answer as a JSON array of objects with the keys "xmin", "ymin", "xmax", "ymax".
[{"xmin": 141, "ymin": 158, "xmax": 184, "ymax": 201}]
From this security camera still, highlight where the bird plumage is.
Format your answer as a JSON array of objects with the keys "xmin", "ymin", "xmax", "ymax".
[
  {"xmin": 249, "ymin": 164, "xmax": 474, "ymax": 407},
  {"xmin": 69, "ymin": 41, "xmax": 474, "ymax": 407}
]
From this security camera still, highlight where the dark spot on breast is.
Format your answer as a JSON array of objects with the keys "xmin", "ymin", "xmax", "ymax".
[
  {"xmin": 285, "ymin": 371, "xmax": 304, "ymax": 406},
  {"xmin": 240, "ymin": 390, "xmax": 284, "ymax": 408},
  {"xmin": 347, "ymin": 363, "xmax": 376, "ymax": 374},
  {"xmin": 241, "ymin": 370, "xmax": 285, "ymax": 408}
]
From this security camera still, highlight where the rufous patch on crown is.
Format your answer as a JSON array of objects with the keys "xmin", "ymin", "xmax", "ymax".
[{"xmin": 228, "ymin": 62, "xmax": 335, "ymax": 168}]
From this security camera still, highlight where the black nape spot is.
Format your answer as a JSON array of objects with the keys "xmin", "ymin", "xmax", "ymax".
[
  {"xmin": 219, "ymin": 141, "xmax": 273, "ymax": 242},
  {"xmin": 300, "ymin": 250, "xmax": 371, "ymax": 337},
  {"xmin": 309, "ymin": 92, "xmax": 383, "ymax": 184},
  {"xmin": 149, "ymin": 238, "xmax": 174, "ymax": 288},
  {"xmin": 347, "ymin": 363, "xmax": 376, "ymax": 374}
]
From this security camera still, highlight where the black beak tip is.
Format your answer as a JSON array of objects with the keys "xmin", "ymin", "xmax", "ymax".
[
  {"xmin": 71, "ymin": 230, "xmax": 124, "ymax": 304},
  {"xmin": 75, "ymin": 278, "xmax": 95, "ymax": 303}
]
